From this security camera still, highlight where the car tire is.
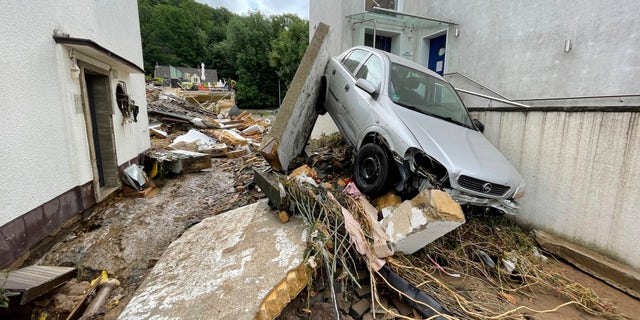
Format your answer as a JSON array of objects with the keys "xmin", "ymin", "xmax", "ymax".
[{"xmin": 354, "ymin": 143, "xmax": 390, "ymax": 195}]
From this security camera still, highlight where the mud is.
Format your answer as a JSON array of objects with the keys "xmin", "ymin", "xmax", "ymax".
[{"xmin": 33, "ymin": 157, "xmax": 264, "ymax": 319}]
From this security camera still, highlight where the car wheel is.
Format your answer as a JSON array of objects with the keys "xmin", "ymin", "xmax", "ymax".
[{"xmin": 354, "ymin": 143, "xmax": 390, "ymax": 195}]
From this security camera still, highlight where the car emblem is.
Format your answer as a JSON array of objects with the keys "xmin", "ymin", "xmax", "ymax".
[{"xmin": 482, "ymin": 183, "xmax": 493, "ymax": 193}]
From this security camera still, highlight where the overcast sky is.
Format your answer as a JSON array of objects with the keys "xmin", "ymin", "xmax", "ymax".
[{"xmin": 196, "ymin": 0, "xmax": 309, "ymax": 19}]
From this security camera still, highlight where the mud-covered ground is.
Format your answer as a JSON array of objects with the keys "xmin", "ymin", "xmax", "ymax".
[
  {"xmin": 31, "ymin": 157, "xmax": 265, "ymax": 319},
  {"xmin": 7, "ymin": 135, "xmax": 638, "ymax": 320}
]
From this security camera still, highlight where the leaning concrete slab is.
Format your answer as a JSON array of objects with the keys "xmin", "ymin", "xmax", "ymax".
[
  {"xmin": 259, "ymin": 22, "xmax": 331, "ymax": 172},
  {"xmin": 118, "ymin": 199, "xmax": 307, "ymax": 319}
]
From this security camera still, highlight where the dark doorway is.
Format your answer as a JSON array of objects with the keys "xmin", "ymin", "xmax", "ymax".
[
  {"xmin": 428, "ymin": 34, "xmax": 447, "ymax": 76},
  {"xmin": 82, "ymin": 69, "xmax": 118, "ymax": 197}
]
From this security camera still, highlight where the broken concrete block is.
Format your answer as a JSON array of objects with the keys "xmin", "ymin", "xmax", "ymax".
[
  {"xmin": 288, "ymin": 164, "xmax": 318, "ymax": 181},
  {"xmin": 242, "ymin": 124, "xmax": 265, "ymax": 135},
  {"xmin": 381, "ymin": 189, "xmax": 465, "ymax": 254},
  {"xmin": 259, "ymin": 22, "xmax": 331, "ymax": 171},
  {"xmin": 198, "ymin": 143, "xmax": 228, "ymax": 157},
  {"xmin": 169, "ymin": 129, "xmax": 219, "ymax": 154},
  {"xmin": 375, "ymin": 192, "xmax": 402, "ymax": 211},
  {"xmin": 226, "ymin": 146, "xmax": 250, "ymax": 159},
  {"xmin": 168, "ymin": 150, "xmax": 212, "ymax": 173},
  {"xmin": 215, "ymin": 129, "xmax": 248, "ymax": 146}
]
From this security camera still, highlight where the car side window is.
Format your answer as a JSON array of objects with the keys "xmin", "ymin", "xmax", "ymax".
[
  {"xmin": 342, "ymin": 49, "xmax": 369, "ymax": 75},
  {"xmin": 355, "ymin": 55, "xmax": 382, "ymax": 88}
]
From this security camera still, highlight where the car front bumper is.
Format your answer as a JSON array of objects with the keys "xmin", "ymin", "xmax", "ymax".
[{"xmin": 446, "ymin": 189, "xmax": 520, "ymax": 215}]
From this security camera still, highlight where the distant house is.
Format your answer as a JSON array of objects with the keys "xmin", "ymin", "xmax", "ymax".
[
  {"xmin": 154, "ymin": 65, "xmax": 218, "ymax": 86},
  {"xmin": 0, "ymin": 1, "xmax": 150, "ymax": 268}
]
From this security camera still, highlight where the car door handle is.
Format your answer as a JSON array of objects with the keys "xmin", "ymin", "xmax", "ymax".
[{"xmin": 344, "ymin": 84, "xmax": 350, "ymax": 92}]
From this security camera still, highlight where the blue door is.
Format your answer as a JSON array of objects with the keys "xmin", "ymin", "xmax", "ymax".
[{"xmin": 428, "ymin": 35, "xmax": 446, "ymax": 76}]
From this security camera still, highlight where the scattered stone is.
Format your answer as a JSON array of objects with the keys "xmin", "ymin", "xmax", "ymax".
[
  {"xmin": 349, "ymin": 299, "xmax": 371, "ymax": 319},
  {"xmin": 355, "ymin": 284, "xmax": 371, "ymax": 298}
]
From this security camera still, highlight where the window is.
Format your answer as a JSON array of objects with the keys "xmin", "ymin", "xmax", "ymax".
[
  {"xmin": 365, "ymin": 0, "xmax": 397, "ymax": 11},
  {"xmin": 355, "ymin": 55, "xmax": 383, "ymax": 88},
  {"xmin": 342, "ymin": 49, "xmax": 369, "ymax": 74}
]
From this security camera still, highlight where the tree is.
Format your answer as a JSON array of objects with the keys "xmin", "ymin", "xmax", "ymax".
[
  {"xmin": 268, "ymin": 15, "xmax": 309, "ymax": 89},
  {"xmin": 223, "ymin": 12, "xmax": 279, "ymax": 108},
  {"xmin": 138, "ymin": 1, "xmax": 310, "ymax": 109},
  {"xmin": 138, "ymin": 0, "xmax": 232, "ymax": 73}
]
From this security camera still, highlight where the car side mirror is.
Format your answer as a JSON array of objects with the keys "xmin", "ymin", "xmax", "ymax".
[
  {"xmin": 355, "ymin": 78, "xmax": 377, "ymax": 97},
  {"xmin": 473, "ymin": 119, "xmax": 485, "ymax": 133}
]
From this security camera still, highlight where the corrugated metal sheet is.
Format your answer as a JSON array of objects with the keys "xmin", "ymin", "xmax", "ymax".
[{"xmin": 3, "ymin": 265, "xmax": 76, "ymax": 304}]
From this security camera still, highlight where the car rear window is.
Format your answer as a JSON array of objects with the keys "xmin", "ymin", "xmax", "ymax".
[{"xmin": 342, "ymin": 49, "xmax": 369, "ymax": 75}]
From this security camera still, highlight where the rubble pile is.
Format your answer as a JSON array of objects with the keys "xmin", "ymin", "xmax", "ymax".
[
  {"xmin": 145, "ymin": 87, "xmax": 272, "ymax": 179},
  {"xmin": 282, "ymin": 169, "xmax": 623, "ymax": 319},
  {"xmin": 265, "ymin": 144, "xmax": 625, "ymax": 319}
]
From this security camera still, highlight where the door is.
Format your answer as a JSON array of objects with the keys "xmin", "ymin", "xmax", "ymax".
[
  {"xmin": 80, "ymin": 66, "xmax": 119, "ymax": 199},
  {"xmin": 326, "ymin": 49, "xmax": 369, "ymax": 145},
  {"xmin": 428, "ymin": 34, "xmax": 446, "ymax": 76}
]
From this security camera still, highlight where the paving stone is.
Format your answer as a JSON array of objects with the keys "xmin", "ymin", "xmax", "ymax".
[{"xmin": 349, "ymin": 299, "xmax": 371, "ymax": 319}]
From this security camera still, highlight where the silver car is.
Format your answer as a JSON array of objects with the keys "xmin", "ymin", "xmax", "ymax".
[{"xmin": 319, "ymin": 46, "xmax": 525, "ymax": 214}]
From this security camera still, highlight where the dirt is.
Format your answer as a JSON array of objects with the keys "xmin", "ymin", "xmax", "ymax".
[{"xmin": 28, "ymin": 156, "xmax": 265, "ymax": 319}]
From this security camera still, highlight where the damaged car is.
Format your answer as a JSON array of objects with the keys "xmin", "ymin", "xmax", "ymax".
[{"xmin": 318, "ymin": 46, "xmax": 525, "ymax": 214}]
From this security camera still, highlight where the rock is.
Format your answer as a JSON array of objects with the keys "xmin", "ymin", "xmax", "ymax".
[
  {"xmin": 310, "ymin": 302, "xmax": 338, "ymax": 320},
  {"xmin": 349, "ymin": 299, "xmax": 371, "ymax": 319},
  {"xmin": 381, "ymin": 189, "xmax": 465, "ymax": 254},
  {"xmin": 375, "ymin": 192, "xmax": 402, "ymax": 212}
]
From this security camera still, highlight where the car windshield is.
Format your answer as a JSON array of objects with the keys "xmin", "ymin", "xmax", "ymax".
[{"xmin": 389, "ymin": 63, "xmax": 474, "ymax": 129}]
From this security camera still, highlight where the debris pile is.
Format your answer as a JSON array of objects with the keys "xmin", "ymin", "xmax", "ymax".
[
  {"xmin": 145, "ymin": 87, "xmax": 272, "ymax": 179},
  {"xmin": 272, "ymin": 166, "xmax": 626, "ymax": 319},
  {"xmin": 253, "ymin": 134, "xmax": 626, "ymax": 320}
]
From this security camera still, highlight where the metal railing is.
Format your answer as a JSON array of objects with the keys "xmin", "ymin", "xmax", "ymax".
[{"xmin": 455, "ymin": 88, "xmax": 532, "ymax": 108}]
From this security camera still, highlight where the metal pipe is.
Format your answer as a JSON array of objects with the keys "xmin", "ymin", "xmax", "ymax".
[
  {"xmin": 80, "ymin": 278, "xmax": 120, "ymax": 319},
  {"xmin": 455, "ymin": 88, "xmax": 532, "ymax": 108}
]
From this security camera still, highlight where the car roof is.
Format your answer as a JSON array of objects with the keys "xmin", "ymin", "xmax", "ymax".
[{"xmin": 348, "ymin": 46, "xmax": 446, "ymax": 81}]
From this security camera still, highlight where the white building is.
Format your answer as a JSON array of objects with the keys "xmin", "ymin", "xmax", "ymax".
[
  {"xmin": 0, "ymin": 1, "xmax": 150, "ymax": 268},
  {"xmin": 310, "ymin": 0, "xmax": 640, "ymax": 270}
]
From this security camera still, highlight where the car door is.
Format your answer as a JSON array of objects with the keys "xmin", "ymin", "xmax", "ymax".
[
  {"xmin": 348, "ymin": 53, "xmax": 385, "ymax": 142},
  {"xmin": 325, "ymin": 49, "xmax": 369, "ymax": 145}
]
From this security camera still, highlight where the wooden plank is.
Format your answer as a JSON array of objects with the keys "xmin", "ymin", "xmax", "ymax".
[
  {"xmin": 3, "ymin": 265, "xmax": 76, "ymax": 305},
  {"xmin": 534, "ymin": 230, "xmax": 640, "ymax": 299}
]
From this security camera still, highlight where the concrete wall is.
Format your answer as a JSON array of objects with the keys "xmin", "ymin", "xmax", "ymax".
[
  {"xmin": 472, "ymin": 110, "xmax": 640, "ymax": 270},
  {"xmin": 418, "ymin": 0, "xmax": 640, "ymax": 99},
  {"xmin": 0, "ymin": 1, "xmax": 149, "ymax": 227}
]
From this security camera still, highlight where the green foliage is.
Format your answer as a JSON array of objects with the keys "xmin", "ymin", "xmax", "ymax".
[
  {"xmin": 138, "ymin": 0, "xmax": 309, "ymax": 109},
  {"xmin": 269, "ymin": 15, "xmax": 309, "ymax": 88}
]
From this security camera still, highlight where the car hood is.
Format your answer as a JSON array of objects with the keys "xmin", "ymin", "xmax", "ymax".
[{"xmin": 391, "ymin": 105, "xmax": 523, "ymax": 189}]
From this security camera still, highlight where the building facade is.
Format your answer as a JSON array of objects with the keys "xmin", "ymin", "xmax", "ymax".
[
  {"xmin": 310, "ymin": 0, "xmax": 640, "ymax": 269},
  {"xmin": 0, "ymin": 1, "xmax": 150, "ymax": 268}
]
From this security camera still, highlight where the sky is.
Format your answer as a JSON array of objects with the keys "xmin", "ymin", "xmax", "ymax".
[{"xmin": 196, "ymin": 0, "xmax": 309, "ymax": 19}]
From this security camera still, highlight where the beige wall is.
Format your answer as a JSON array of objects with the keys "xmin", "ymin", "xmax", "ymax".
[{"xmin": 472, "ymin": 110, "xmax": 640, "ymax": 270}]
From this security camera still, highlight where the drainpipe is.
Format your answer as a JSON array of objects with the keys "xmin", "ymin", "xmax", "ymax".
[{"xmin": 80, "ymin": 277, "xmax": 121, "ymax": 319}]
